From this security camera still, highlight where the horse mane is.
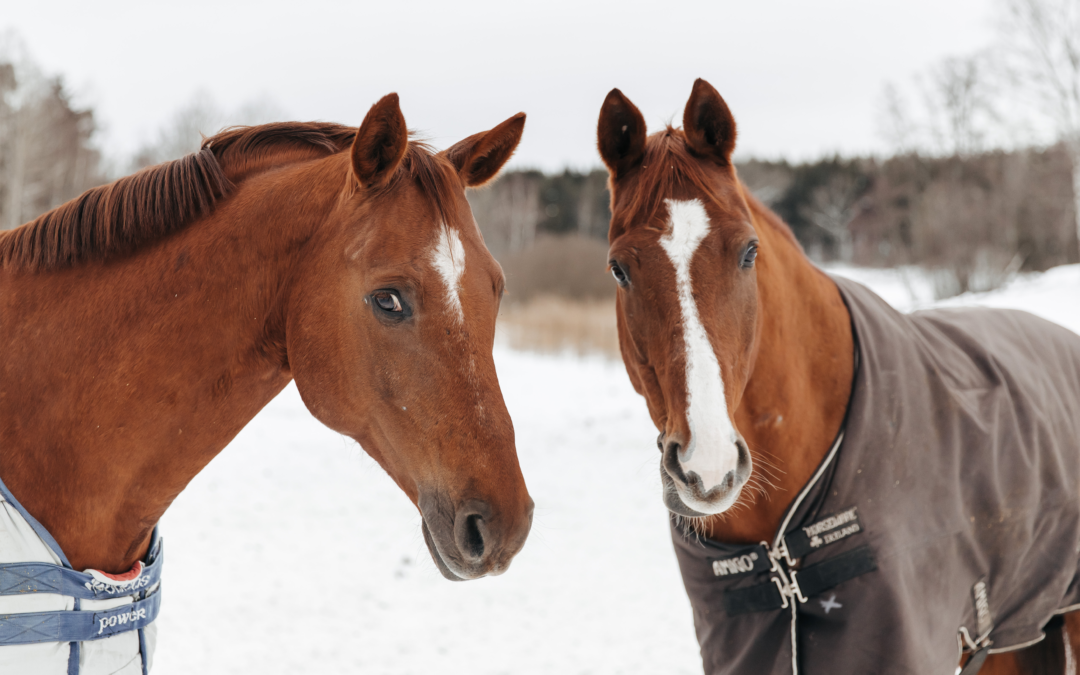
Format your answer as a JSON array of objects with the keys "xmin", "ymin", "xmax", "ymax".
[
  {"xmin": 625, "ymin": 126, "xmax": 803, "ymax": 250},
  {"xmin": 0, "ymin": 122, "xmax": 456, "ymax": 272},
  {"xmin": 740, "ymin": 188, "xmax": 804, "ymax": 251}
]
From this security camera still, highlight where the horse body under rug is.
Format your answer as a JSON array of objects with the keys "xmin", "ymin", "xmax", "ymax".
[
  {"xmin": 0, "ymin": 476, "xmax": 161, "ymax": 675},
  {"xmin": 672, "ymin": 276, "xmax": 1080, "ymax": 674}
]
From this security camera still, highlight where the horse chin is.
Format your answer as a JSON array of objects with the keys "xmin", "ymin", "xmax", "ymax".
[
  {"xmin": 662, "ymin": 477, "xmax": 712, "ymax": 517},
  {"xmin": 421, "ymin": 519, "xmax": 469, "ymax": 582}
]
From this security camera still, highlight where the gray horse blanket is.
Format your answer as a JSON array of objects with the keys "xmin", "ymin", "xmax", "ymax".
[{"xmin": 672, "ymin": 275, "xmax": 1080, "ymax": 674}]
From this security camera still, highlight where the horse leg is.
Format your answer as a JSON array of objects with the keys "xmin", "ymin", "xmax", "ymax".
[
  {"xmin": 979, "ymin": 652, "xmax": 1027, "ymax": 675},
  {"xmin": 974, "ymin": 613, "xmax": 1080, "ymax": 674}
]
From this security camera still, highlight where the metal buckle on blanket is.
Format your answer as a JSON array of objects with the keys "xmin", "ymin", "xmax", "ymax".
[
  {"xmin": 787, "ymin": 570, "xmax": 809, "ymax": 603},
  {"xmin": 770, "ymin": 576, "xmax": 791, "ymax": 609},
  {"xmin": 775, "ymin": 538, "xmax": 799, "ymax": 568},
  {"xmin": 764, "ymin": 540, "xmax": 807, "ymax": 608}
]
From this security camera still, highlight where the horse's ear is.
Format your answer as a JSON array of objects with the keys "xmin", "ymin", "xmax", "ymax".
[
  {"xmin": 352, "ymin": 93, "xmax": 408, "ymax": 188},
  {"xmin": 443, "ymin": 113, "xmax": 526, "ymax": 187},
  {"xmin": 597, "ymin": 88, "xmax": 646, "ymax": 179},
  {"xmin": 682, "ymin": 78, "xmax": 737, "ymax": 164}
]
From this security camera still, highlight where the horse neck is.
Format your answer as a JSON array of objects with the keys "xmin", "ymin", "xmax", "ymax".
[
  {"xmin": 0, "ymin": 156, "xmax": 345, "ymax": 573},
  {"xmin": 705, "ymin": 190, "xmax": 854, "ymax": 544}
]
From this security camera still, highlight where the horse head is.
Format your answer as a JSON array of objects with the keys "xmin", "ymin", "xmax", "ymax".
[
  {"xmin": 598, "ymin": 79, "xmax": 759, "ymax": 518},
  {"xmin": 288, "ymin": 95, "xmax": 533, "ymax": 579}
]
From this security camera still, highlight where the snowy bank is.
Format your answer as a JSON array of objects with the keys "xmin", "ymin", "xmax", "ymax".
[{"xmin": 153, "ymin": 264, "xmax": 1080, "ymax": 675}]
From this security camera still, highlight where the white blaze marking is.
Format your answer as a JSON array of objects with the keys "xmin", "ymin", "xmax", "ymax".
[
  {"xmin": 430, "ymin": 224, "xmax": 466, "ymax": 323},
  {"xmin": 660, "ymin": 199, "xmax": 740, "ymax": 492},
  {"xmin": 431, "ymin": 224, "xmax": 485, "ymax": 415}
]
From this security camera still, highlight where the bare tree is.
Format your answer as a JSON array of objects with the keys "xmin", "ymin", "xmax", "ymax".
[
  {"xmin": 130, "ymin": 92, "xmax": 286, "ymax": 170},
  {"xmin": 921, "ymin": 55, "xmax": 1000, "ymax": 157},
  {"xmin": 998, "ymin": 0, "xmax": 1080, "ymax": 251},
  {"xmin": 879, "ymin": 55, "xmax": 1000, "ymax": 157},
  {"xmin": 799, "ymin": 170, "xmax": 864, "ymax": 261},
  {"xmin": 467, "ymin": 172, "xmax": 542, "ymax": 257},
  {"xmin": 0, "ymin": 34, "xmax": 103, "ymax": 230},
  {"xmin": 877, "ymin": 82, "xmax": 919, "ymax": 154}
]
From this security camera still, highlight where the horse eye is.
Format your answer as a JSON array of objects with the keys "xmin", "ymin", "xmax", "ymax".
[
  {"xmin": 373, "ymin": 291, "xmax": 402, "ymax": 312},
  {"xmin": 610, "ymin": 262, "xmax": 628, "ymax": 286},
  {"xmin": 741, "ymin": 244, "xmax": 758, "ymax": 269}
]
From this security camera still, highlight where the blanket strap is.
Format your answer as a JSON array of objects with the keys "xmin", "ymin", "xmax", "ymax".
[
  {"xmin": 0, "ymin": 540, "xmax": 163, "ymax": 601},
  {"xmin": 958, "ymin": 648, "xmax": 990, "ymax": 675},
  {"xmin": 723, "ymin": 546, "xmax": 876, "ymax": 616},
  {"xmin": 0, "ymin": 587, "xmax": 161, "ymax": 646}
]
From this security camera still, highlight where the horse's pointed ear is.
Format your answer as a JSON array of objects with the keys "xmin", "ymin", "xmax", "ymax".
[
  {"xmin": 597, "ymin": 88, "xmax": 646, "ymax": 179},
  {"xmin": 682, "ymin": 78, "xmax": 737, "ymax": 164},
  {"xmin": 443, "ymin": 113, "xmax": 526, "ymax": 187},
  {"xmin": 352, "ymin": 93, "xmax": 408, "ymax": 188}
]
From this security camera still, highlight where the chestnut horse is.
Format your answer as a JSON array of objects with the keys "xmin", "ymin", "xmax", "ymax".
[
  {"xmin": 0, "ymin": 94, "xmax": 533, "ymax": 669},
  {"xmin": 597, "ymin": 79, "xmax": 1080, "ymax": 675}
]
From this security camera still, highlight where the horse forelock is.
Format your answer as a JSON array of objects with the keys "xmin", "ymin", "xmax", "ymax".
[
  {"xmin": 0, "ymin": 122, "xmax": 460, "ymax": 273},
  {"xmin": 610, "ymin": 127, "xmax": 798, "ymax": 249},
  {"xmin": 609, "ymin": 128, "xmax": 725, "ymax": 235}
]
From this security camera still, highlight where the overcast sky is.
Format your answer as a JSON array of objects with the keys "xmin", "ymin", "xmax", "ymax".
[{"xmin": 3, "ymin": 0, "xmax": 997, "ymax": 171}]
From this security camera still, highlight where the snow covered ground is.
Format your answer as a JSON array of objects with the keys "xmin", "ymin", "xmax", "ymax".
[{"xmin": 153, "ymin": 264, "xmax": 1080, "ymax": 675}]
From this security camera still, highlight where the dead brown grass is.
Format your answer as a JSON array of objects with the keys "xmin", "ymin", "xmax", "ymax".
[
  {"xmin": 497, "ymin": 296, "xmax": 619, "ymax": 357},
  {"xmin": 497, "ymin": 234, "xmax": 615, "ymax": 304}
]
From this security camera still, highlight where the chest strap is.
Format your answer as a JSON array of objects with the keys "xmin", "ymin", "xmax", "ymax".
[
  {"xmin": 0, "ymin": 586, "xmax": 160, "ymax": 646},
  {"xmin": 0, "ymin": 538, "xmax": 163, "ymax": 601},
  {"xmin": 723, "ymin": 545, "xmax": 876, "ymax": 616}
]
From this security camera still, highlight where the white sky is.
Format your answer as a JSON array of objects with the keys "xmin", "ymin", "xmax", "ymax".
[{"xmin": 3, "ymin": 0, "xmax": 997, "ymax": 171}]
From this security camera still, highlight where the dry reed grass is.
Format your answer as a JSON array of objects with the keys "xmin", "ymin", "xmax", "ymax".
[
  {"xmin": 498, "ymin": 234, "xmax": 615, "ymax": 303},
  {"xmin": 497, "ymin": 296, "xmax": 620, "ymax": 357}
]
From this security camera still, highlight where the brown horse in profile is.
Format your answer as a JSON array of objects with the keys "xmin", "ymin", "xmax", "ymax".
[
  {"xmin": 597, "ymin": 79, "xmax": 1080, "ymax": 675},
  {"xmin": 0, "ymin": 93, "xmax": 534, "ymax": 664}
]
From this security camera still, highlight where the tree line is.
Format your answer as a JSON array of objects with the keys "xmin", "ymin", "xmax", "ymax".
[
  {"xmin": 0, "ymin": 47, "xmax": 103, "ymax": 232},
  {"xmin": 473, "ymin": 0, "xmax": 1080, "ymax": 300},
  {"xmin": 3, "ymin": 0, "xmax": 1078, "ymax": 301},
  {"xmin": 469, "ymin": 148, "xmax": 1077, "ymax": 301}
]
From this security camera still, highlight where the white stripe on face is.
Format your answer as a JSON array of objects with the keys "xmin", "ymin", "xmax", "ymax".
[
  {"xmin": 430, "ymin": 224, "xmax": 466, "ymax": 323},
  {"xmin": 660, "ymin": 198, "xmax": 741, "ymax": 493}
]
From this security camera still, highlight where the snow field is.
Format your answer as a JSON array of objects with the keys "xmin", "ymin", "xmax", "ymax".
[
  {"xmin": 152, "ymin": 265, "xmax": 1080, "ymax": 674},
  {"xmin": 154, "ymin": 352, "xmax": 701, "ymax": 674}
]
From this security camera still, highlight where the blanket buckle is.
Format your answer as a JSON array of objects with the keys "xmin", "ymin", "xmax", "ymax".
[
  {"xmin": 769, "ymin": 576, "xmax": 791, "ymax": 609},
  {"xmin": 776, "ymin": 539, "xmax": 799, "ymax": 568},
  {"xmin": 764, "ymin": 540, "xmax": 807, "ymax": 607},
  {"xmin": 787, "ymin": 570, "xmax": 809, "ymax": 603}
]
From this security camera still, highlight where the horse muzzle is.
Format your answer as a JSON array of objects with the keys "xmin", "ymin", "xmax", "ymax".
[
  {"xmin": 659, "ymin": 432, "xmax": 752, "ymax": 516},
  {"xmin": 419, "ymin": 492, "xmax": 534, "ymax": 581}
]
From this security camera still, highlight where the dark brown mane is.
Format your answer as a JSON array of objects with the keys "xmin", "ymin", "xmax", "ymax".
[{"xmin": 0, "ymin": 121, "xmax": 456, "ymax": 272}]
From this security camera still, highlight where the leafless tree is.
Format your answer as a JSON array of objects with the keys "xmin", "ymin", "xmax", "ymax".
[
  {"xmin": 998, "ymin": 0, "xmax": 1080, "ymax": 252},
  {"xmin": 799, "ymin": 171, "xmax": 864, "ymax": 261},
  {"xmin": 879, "ymin": 56, "xmax": 1000, "ymax": 157},
  {"xmin": 921, "ymin": 54, "xmax": 1000, "ymax": 157},
  {"xmin": 130, "ymin": 92, "xmax": 286, "ymax": 170},
  {"xmin": 877, "ymin": 82, "xmax": 919, "ymax": 154},
  {"xmin": 0, "ymin": 34, "xmax": 103, "ymax": 230},
  {"xmin": 467, "ymin": 172, "xmax": 542, "ymax": 257},
  {"xmin": 738, "ymin": 159, "xmax": 795, "ymax": 206}
]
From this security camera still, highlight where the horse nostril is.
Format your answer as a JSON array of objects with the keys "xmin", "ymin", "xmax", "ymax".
[
  {"xmin": 454, "ymin": 500, "xmax": 493, "ymax": 564},
  {"xmin": 662, "ymin": 440, "xmax": 689, "ymax": 485},
  {"xmin": 462, "ymin": 514, "xmax": 485, "ymax": 560}
]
